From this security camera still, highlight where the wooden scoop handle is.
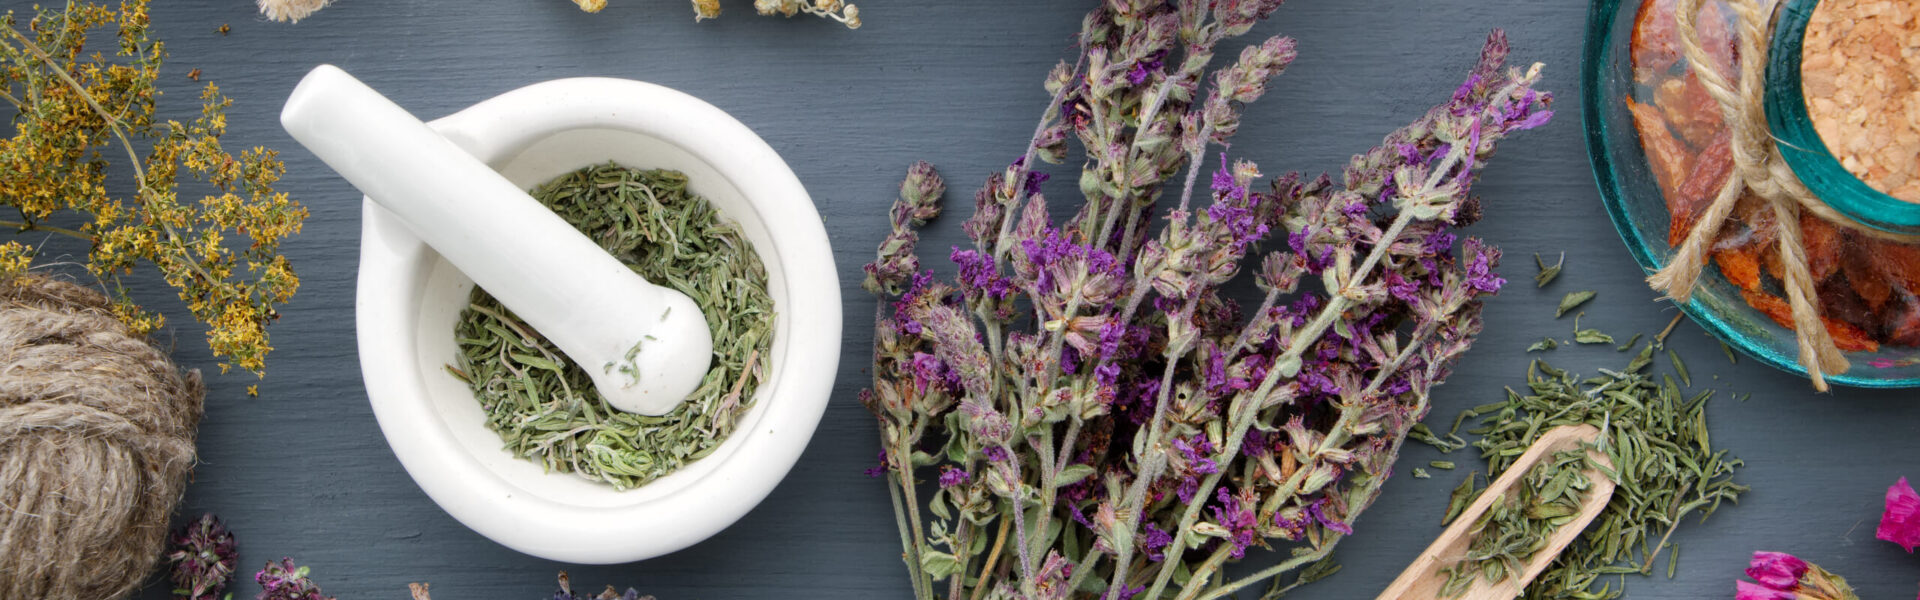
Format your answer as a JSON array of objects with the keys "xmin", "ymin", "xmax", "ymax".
[{"xmin": 1375, "ymin": 424, "xmax": 1616, "ymax": 600}]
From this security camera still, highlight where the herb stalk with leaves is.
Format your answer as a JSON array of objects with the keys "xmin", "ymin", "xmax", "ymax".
[{"xmin": 861, "ymin": 3, "xmax": 1552, "ymax": 599}]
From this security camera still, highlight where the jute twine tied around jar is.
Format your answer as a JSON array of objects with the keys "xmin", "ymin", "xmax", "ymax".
[
  {"xmin": 0, "ymin": 274, "xmax": 204, "ymax": 600},
  {"xmin": 1655, "ymin": 0, "xmax": 1920, "ymax": 391}
]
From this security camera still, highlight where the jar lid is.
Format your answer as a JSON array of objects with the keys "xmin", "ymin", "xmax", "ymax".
[{"xmin": 1765, "ymin": 0, "xmax": 1920, "ymax": 234}]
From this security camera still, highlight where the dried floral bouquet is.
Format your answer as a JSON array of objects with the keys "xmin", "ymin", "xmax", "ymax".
[{"xmin": 861, "ymin": 2, "xmax": 1552, "ymax": 599}]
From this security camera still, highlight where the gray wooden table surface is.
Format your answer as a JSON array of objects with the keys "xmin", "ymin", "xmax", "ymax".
[{"xmin": 44, "ymin": 0, "xmax": 1913, "ymax": 598}]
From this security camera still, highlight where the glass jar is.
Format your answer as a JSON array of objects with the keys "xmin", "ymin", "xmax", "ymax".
[{"xmin": 1584, "ymin": 0, "xmax": 1920, "ymax": 386}]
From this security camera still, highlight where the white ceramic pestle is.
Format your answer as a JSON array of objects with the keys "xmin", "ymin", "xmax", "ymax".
[{"xmin": 281, "ymin": 65, "xmax": 712, "ymax": 416}]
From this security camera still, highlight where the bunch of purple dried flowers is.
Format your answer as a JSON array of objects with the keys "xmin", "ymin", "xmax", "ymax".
[{"xmin": 860, "ymin": 2, "xmax": 1551, "ymax": 599}]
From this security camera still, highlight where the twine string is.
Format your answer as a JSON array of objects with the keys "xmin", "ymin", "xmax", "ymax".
[{"xmin": 0, "ymin": 275, "xmax": 202, "ymax": 600}]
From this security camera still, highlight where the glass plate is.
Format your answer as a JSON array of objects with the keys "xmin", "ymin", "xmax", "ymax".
[{"xmin": 1582, "ymin": 0, "xmax": 1920, "ymax": 387}]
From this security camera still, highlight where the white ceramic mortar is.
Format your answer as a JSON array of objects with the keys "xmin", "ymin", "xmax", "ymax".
[{"xmin": 350, "ymin": 77, "xmax": 839, "ymax": 564}]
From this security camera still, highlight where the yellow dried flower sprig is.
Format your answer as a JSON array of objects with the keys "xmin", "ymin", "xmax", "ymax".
[{"xmin": 1, "ymin": 0, "xmax": 307, "ymax": 377}]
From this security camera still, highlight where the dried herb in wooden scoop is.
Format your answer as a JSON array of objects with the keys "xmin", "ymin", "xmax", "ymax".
[{"xmin": 1377, "ymin": 425, "xmax": 1616, "ymax": 600}]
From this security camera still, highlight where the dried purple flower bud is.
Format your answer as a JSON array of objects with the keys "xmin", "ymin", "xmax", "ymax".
[
  {"xmin": 1208, "ymin": 487, "xmax": 1260, "ymax": 558},
  {"xmin": 1212, "ymin": 0, "xmax": 1285, "ymax": 36},
  {"xmin": 1141, "ymin": 522, "xmax": 1173, "ymax": 562},
  {"xmin": 168, "ymin": 514, "xmax": 238, "ymax": 600},
  {"xmin": 1461, "ymin": 237, "xmax": 1504, "ymax": 294},
  {"xmin": 863, "ymin": 163, "xmax": 947, "ymax": 296},
  {"xmin": 1035, "ymin": 124, "xmax": 1072, "ymax": 164},
  {"xmin": 938, "ymin": 467, "xmax": 971, "ymax": 489},
  {"xmin": 547, "ymin": 572, "xmax": 648, "ymax": 600},
  {"xmin": 255, "ymin": 558, "xmax": 333, "ymax": 600},
  {"xmin": 863, "ymin": 448, "xmax": 889, "ymax": 478},
  {"xmin": 1201, "ymin": 36, "xmax": 1297, "ymax": 145},
  {"xmin": 901, "ymin": 161, "xmax": 946, "ymax": 209},
  {"xmin": 1304, "ymin": 496, "xmax": 1354, "ymax": 535},
  {"xmin": 921, "ymin": 303, "xmax": 993, "ymax": 397}
]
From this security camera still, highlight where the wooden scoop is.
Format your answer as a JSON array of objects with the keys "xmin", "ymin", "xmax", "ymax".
[{"xmin": 1375, "ymin": 424, "xmax": 1616, "ymax": 600}]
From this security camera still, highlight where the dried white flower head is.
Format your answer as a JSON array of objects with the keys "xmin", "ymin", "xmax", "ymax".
[
  {"xmin": 576, "ymin": 0, "xmax": 609, "ymax": 12},
  {"xmin": 753, "ymin": 0, "xmax": 859, "ymax": 28},
  {"xmin": 257, "ymin": 0, "xmax": 331, "ymax": 23},
  {"xmin": 691, "ymin": 0, "xmax": 720, "ymax": 21}
]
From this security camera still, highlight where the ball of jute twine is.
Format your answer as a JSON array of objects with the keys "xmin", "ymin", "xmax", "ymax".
[
  {"xmin": 1652, "ymin": 0, "xmax": 1920, "ymax": 391},
  {"xmin": 0, "ymin": 274, "xmax": 204, "ymax": 600}
]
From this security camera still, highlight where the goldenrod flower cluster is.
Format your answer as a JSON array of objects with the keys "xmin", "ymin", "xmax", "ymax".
[{"xmin": 2, "ymin": 0, "xmax": 308, "ymax": 377}]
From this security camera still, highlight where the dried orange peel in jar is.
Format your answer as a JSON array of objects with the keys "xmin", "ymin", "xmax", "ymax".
[{"xmin": 1627, "ymin": 0, "xmax": 1920, "ymax": 364}]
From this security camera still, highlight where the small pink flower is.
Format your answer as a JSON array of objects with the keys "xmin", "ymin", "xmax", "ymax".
[
  {"xmin": 1735, "ymin": 551, "xmax": 1860, "ymax": 600},
  {"xmin": 1879, "ymin": 477, "xmax": 1920, "ymax": 553},
  {"xmin": 1737, "ymin": 580, "xmax": 1796, "ymax": 600},
  {"xmin": 1746, "ymin": 551, "xmax": 1809, "ymax": 589}
]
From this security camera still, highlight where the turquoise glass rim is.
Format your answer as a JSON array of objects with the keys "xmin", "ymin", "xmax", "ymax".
[
  {"xmin": 1581, "ymin": 0, "xmax": 1920, "ymax": 388},
  {"xmin": 1763, "ymin": 0, "xmax": 1920, "ymax": 233}
]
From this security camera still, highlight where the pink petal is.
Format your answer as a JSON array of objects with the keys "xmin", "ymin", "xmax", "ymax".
[
  {"xmin": 1746, "ymin": 551, "xmax": 1809, "ymax": 589},
  {"xmin": 1737, "ymin": 580, "xmax": 1796, "ymax": 600},
  {"xmin": 1879, "ymin": 477, "xmax": 1920, "ymax": 553}
]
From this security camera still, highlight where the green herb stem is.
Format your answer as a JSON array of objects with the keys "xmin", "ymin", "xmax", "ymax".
[
  {"xmin": 0, "ymin": 220, "xmax": 90, "ymax": 241},
  {"xmin": 888, "ymin": 469, "xmax": 932, "ymax": 600}
]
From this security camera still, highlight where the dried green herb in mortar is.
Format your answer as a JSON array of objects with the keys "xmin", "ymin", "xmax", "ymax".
[
  {"xmin": 1438, "ymin": 448, "xmax": 1595, "ymax": 598},
  {"xmin": 448, "ymin": 163, "xmax": 774, "ymax": 490}
]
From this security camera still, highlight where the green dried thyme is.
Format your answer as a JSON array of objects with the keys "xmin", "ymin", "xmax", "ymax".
[
  {"xmin": 447, "ymin": 163, "xmax": 774, "ymax": 490},
  {"xmin": 1433, "ymin": 353, "xmax": 1746, "ymax": 600},
  {"xmin": 1438, "ymin": 448, "xmax": 1596, "ymax": 598}
]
